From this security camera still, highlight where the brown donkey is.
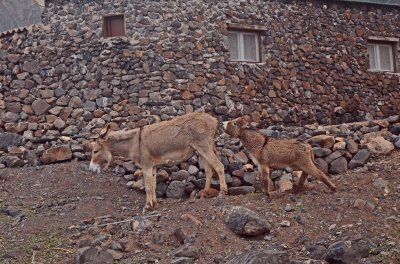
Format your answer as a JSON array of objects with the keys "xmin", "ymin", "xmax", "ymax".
[
  {"xmin": 223, "ymin": 117, "xmax": 336, "ymax": 196},
  {"xmin": 89, "ymin": 112, "xmax": 228, "ymax": 211}
]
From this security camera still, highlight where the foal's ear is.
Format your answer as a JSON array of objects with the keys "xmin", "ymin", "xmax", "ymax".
[
  {"xmin": 99, "ymin": 124, "xmax": 110, "ymax": 138},
  {"xmin": 236, "ymin": 116, "xmax": 249, "ymax": 127}
]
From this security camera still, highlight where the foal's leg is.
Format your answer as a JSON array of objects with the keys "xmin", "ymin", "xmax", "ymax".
[
  {"xmin": 260, "ymin": 165, "xmax": 273, "ymax": 196},
  {"xmin": 302, "ymin": 162, "xmax": 336, "ymax": 192}
]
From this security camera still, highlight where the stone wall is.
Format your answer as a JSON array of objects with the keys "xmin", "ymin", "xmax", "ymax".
[{"xmin": 0, "ymin": 0, "xmax": 399, "ymax": 167}]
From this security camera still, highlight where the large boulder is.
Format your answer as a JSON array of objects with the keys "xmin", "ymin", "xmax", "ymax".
[
  {"xmin": 40, "ymin": 145, "xmax": 73, "ymax": 164},
  {"xmin": 224, "ymin": 206, "xmax": 271, "ymax": 237},
  {"xmin": 324, "ymin": 240, "xmax": 369, "ymax": 264},
  {"xmin": 362, "ymin": 136, "xmax": 394, "ymax": 155}
]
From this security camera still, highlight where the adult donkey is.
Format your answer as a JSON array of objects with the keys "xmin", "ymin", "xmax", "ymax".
[{"xmin": 89, "ymin": 112, "xmax": 228, "ymax": 210}]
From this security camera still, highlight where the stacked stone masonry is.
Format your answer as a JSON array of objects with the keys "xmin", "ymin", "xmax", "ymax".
[{"xmin": 0, "ymin": 0, "xmax": 399, "ymax": 169}]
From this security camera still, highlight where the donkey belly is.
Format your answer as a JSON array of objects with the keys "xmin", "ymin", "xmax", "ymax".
[{"xmin": 153, "ymin": 147, "xmax": 194, "ymax": 166}]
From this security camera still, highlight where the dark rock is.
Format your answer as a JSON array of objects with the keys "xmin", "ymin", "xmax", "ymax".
[
  {"xmin": 22, "ymin": 60, "xmax": 40, "ymax": 74},
  {"xmin": 389, "ymin": 123, "xmax": 400, "ymax": 135},
  {"xmin": 156, "ymin": 182, "xmax": 168, "ymax": 198},
  {"xmin": 242, "ymin": 171, "xmax": 257, "ymax": 186},
  {"xmin": 32, "ymin": 99, "xmax": 51, "ymax": 115},
  {"xmin": 224, "ymin": 206, "xmax": 271, "ymax": 237},
  {"xmin": 324, "ymin": 240, "xmax": 369, "ymax": 264},
  {"xmin": 313, "ymin": 147, "xmax": 332, "ymax": 158},
  {"xmin": 123, "ymin": 161, "xmax": 136, "ymax": 173},
  {"xmin": 325, "ymin": 151, "xmax": 344, "ymax": 164},
  {"xmin": 346, "ymin": 139, "xmax": 359, "ymax": 154},
  {"xmin": 307, "ymin": 244, "xmax": 327, "ymax": 260},
  {"xmin": 0, "ymin": 133, "xmax": 22, "ymax": 151},
  {"xmin": 329, "ymin": 157, "xmax": 348, "ymax": 174},
  {"xmin": 394, "ymin": 137, "xmax": 400, "ymax": 148},
  {"xmin": 348, "ymin": 149, "xmax": 370, "ymax": 169},
  {"xmin": 225, "ymin": 250, "xmax": 289, "ymax": 264},
  {"xmin": 76, "ymin": 247, "xmax": 113, "ymax": 264},
  {"xmin": 173, "ymin": 244, "xmax": 199, "ymax": 259},
  {"xmin": 192, "ymin": 178, "xmax": 206, "ymax": 189},
  {"xmin": 173, "ymin": 227, "xmax": 190, "ymax": 244},
  {"xmin": 315, "ymin": 158, "xmax": 329, "ymax": 175},
  {"xmin": 166, "ymin": 181, "xmax": 187, "ymax": 198},
  {"xmin": 170, "ymin": 257, "xmax": 194, "ymax": 264},
  {"xmin": 113, "ymin": 166, "xmax": 125, "ymax": 177},
  {"xmin": 4, "ymin": 156, "xmax": 25, "ymax": 167},
  {"xmin": 228, "ymin": 186, "xmax": 255, "ymax": 196},
  {"xmin": 270, "ymin": 170, "xmax": 283, "ymax": 180},
  {"xmin": 171, "ymin": 170, "xmax": 190, "ymax": 181},
  {"xmin": 0, "ymin": 206, "xmax": 21, "ymax": 217}
]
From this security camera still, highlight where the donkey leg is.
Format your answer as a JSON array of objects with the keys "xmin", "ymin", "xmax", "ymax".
[
  {"xmin": 142, "ymin": 167, "xmax": 156, "ymax": 211},
  {"xmin": 201, "ymin": 161, "xmax": 213, "ymax": 198},
  {"xmin": 260, "ymin": 165, "xmax": 273, "ymax": 196},
  {"xmin": 293, "ymin": 171, "xmax": 309, "ymax": 193},
  {"xmin": 151, "ymin": 167, "xmax": 157, "ymax": 205},
  {"xmin": 196, "ymin": 146, "xmax": 227, "ymax": 196},
  {"xmin": 304, "ymin": 164, "xmax": 336, "ymax": 192}
]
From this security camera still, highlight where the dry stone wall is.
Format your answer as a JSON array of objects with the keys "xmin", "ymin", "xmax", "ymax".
[{"xmin": 0, "ymin": 0, "xmax": 400, "ymax": 168}]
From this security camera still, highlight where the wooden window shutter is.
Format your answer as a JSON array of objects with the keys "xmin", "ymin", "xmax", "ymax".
[{"xmin": 103, "ymin": 15, "xmax": 125, "ymax": 38}]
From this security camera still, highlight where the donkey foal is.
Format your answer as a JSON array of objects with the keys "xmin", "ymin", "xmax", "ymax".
[{"xmin": 223, "ymin": 117, "xmax": 336, "ymax": 196}]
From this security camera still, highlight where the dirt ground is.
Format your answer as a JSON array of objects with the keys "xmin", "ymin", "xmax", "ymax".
[{"xmin": 0, "ymin": 151, "xmax": 399, "ymax": 264}]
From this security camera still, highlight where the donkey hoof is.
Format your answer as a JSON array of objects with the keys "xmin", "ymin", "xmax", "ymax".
[
  {"xmin": 218, "ymin": 192, "xmax": 226, "ymax": 198},
  {"xmin": 143, "ymin": 203, "xmax": 155, "ymax": 213}
]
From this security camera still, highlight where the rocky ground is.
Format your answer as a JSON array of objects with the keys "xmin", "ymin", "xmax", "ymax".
[{"xmin": 1, "ymin": 151, "xmax": 400, "ymax": 264}]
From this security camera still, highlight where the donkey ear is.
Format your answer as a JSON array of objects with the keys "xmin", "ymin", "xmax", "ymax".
[
  {"xmin": 236, "ymin": 117, "xmax": 248, "ymax": 127},
  {"xmin": 99, "ymin": 124, "xmax": 110, "ymax": 138}
]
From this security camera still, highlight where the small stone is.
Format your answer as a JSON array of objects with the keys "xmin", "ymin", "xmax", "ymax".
[
  {"xmin": 76, "ymin": 247, "xmax": 113, "ymax": 264},
  {"xmin": 280, "ymin": 220, "xmax": 291, "ymax": 227},
  {"xmin": 173, "ymin": 244, "xmax": 199, "ymax": 259},
  {"xmin": 228, "ymin": 186, "xmax": 255, "ymax": 196},
  {"xmin": 284, "ymin": 204, "xmax": 293, "ymax": 212},
  {"xmin": 294, "ymin": 215, "xmax": 304, "ymax": 225},
  {"xmin": 264, "ymin": 235, "xmax": 272, "ymax": 241},
  {"xmin": 354, "ymin": 199, "xmax": 366, "ymax": 209}
]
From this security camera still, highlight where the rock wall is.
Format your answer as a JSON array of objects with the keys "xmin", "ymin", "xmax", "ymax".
[{"xmin": 0, "ymin": 0, "xmax": 399, "ymax": 167}]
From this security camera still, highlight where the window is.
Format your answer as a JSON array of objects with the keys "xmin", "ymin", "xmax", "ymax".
[
  {"xmin": 367, "ymin": 42, "xmax": 395, "ymax": 72},
  {"xmin": 228, "ymin": 30, "xmax": 261, "ymax": 62},
  {"xmin": 103, "ymin": 15, "xmax": 125, "ymax": 38}
]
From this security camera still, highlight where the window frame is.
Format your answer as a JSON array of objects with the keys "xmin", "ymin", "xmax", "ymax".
[
  {"xmin": 367, "ymin": 41, "xmax": 397, "ymax": 73},
  {"xmin": 103, "ymin": 14, "xmax": 126, "ymax": 38},
  {"xmin": 227, "ymin": 29, "xmax": 262, "ymax": 63}
]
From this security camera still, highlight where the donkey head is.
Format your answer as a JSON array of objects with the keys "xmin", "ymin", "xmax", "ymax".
[
  {"xmin": 222, "ymin": 116, "xmax": 252, "ymax": 138},
  {"xmin": 89, "ymin": 124, "xmax": 113, "ymax": 174}
]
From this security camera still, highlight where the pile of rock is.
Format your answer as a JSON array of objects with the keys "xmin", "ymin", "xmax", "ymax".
[{"xmin": 116, "ymin": 116, "xmax": 400, "ymax": 198}]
